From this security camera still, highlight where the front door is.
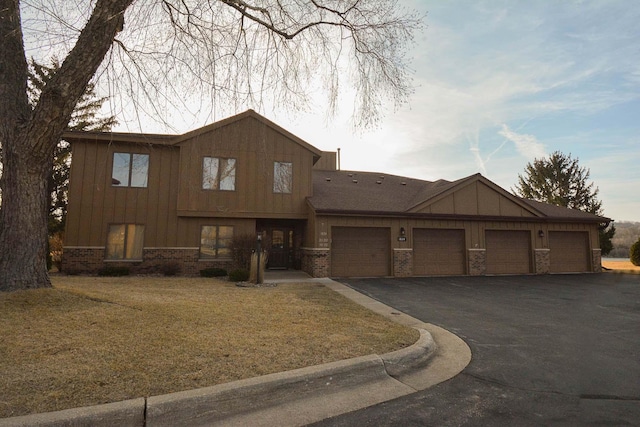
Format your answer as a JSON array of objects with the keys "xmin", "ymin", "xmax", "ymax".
[{"xmin": 268, "ymin": 229, "xmax": 292, "ymax": 269}]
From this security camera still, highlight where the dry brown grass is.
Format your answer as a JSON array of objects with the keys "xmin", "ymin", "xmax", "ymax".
[
  {"xmin": 602, "ymin": 259, "xmax": 640, "ymax": 272},
  {"xmin": 0, "ymin": 276, "xmax": 418, "ymax": 418}
]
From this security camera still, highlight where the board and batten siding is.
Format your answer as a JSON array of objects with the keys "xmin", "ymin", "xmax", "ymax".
[
  {"xmin": 65, "ymin": 141, "xmax": 181, "ymax": 248},
  {"xmin": 176, "ymin": 116, "xmax": 314, "ymax": 219}
]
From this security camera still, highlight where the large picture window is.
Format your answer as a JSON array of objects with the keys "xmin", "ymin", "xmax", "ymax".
[
  {"xmin": 203, "ymin": 157, "xmax": 236, "ymax": 190},
  {"xmin": 200, "ymin": 225, "xmax": 234, "ymax": 258},
  {"xmin": 106, "ymin": 224, "xmax": 145, "ymax": 260},
  {"xmin": 112, "ymin": 153, "xmax": 149, "ymax": 187},
  {"xmin": 273, "ymin": 161, "xmax": 292, "ymax": 193}
]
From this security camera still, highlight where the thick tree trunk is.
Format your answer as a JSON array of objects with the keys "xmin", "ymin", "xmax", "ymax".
[
  {"xmin": 0, "ymin": 0, "xmax": 132, "ymax": 291},
  {"xmin": 0, "ymin": 140, "xmax": 52, "ymax": 291}
]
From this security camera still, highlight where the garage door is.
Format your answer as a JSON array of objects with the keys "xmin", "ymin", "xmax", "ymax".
[
  {"xmin": 486, "ymin": 230, "xmax": 531, "ymax": 274},
  {"xmin": 549, "ymin": 231, "xmax": 590, "ymax": 273},
  {"xmin": 414, "ymin": 229, "xmax": 466, "ymax": 276},
  {"xmin": 331, "ymin": 227, "xmax": 390, "ymax": 277}
]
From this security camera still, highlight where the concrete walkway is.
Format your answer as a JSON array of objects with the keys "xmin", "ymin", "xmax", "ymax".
[{"xmin": 1, "ymin": 272, "xmax": 471, "ymax": 427}]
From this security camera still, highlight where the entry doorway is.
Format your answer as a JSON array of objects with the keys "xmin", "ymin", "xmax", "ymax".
[{"xmin": 268, "ymin": 228, "xmax": 293, "ymax": 269}]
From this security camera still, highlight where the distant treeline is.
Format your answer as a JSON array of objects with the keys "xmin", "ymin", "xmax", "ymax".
[{"xmin": 606, "ymin": 221, "xmax": 640, "ymax": 258}]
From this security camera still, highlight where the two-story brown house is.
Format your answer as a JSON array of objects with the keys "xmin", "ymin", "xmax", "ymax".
[{"xmin": 62, "ymin": 109, "xmax": 609, "ymax": 277}]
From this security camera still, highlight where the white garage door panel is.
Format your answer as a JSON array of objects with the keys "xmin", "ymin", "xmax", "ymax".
[
  {"xmin": 414, "ymin": 228, "xmax": 466, "ymax": 276},
  {"xmin": 331, "ymin": 227, "xmax": 390, "ymax": 277},
  {"xmin": 486, "ymin": 230, "xmax": 531, "ymax": 274}
]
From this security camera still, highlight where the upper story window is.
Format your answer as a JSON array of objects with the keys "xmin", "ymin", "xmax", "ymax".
[
  {"xmin": 112, "ymin": 153, "xmax": 149, "ymax": 187},
  {"xmin": 273, "ymin": 161, "xmax": 292, "ymax": 193},
  {"xmin": 203, "ymin": 157, "xmax": 236, "ymax": 191},
  {"xmin": 106, "ymin": 224, "xmax": 145, "ymax": 260}
]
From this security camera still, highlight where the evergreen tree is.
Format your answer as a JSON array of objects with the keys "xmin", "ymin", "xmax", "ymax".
[{"xmin": 514, "ymin": 151, "xmax": 615, "ymax": 255}]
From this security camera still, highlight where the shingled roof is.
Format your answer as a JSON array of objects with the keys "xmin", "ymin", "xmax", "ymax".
[{"xmin": 309, "ymin": 169, "xmax": 609, "ymax": 223}]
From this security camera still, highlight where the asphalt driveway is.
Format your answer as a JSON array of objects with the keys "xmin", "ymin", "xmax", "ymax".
[{"xmin": 311, "ymin": 274, "xmax": 640, "ymax": 426}]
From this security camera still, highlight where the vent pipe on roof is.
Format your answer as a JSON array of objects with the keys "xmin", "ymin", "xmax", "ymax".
[{"xmin": 337, "ymin": 148, "xmax": 341, "ymax": 171}]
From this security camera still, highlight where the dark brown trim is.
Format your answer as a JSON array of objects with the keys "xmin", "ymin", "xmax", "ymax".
[{"xmin": 312, "ymin": 209, "xmax": 606, "ymax": 223}]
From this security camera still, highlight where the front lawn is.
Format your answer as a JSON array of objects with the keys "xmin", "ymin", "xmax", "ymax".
[{"xmin": 0, "ymin": 276, "xmax": 417, "ymax": 418}]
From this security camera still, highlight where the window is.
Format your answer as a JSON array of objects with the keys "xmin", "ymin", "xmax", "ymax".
[
  {"xmin": 203, "ymin": 157, "xmax": 236, "ymax": 190},
  {"xmin": 106, "ymin": 224, "xmax": 145, "ymax": 260},
  {"xmin": 200, "ymin": 226, "xmax": 234, "ymax": 258},
  {"xmin": 273, "ymin": 161, "xmax": 292, "ymax": 193},
  {"xmin": 112, "ymin": 153, "xmax": 149, "ymax": 187}
]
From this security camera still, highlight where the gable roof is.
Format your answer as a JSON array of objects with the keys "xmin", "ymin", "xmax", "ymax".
[
  {"xmin": 309, "ymin": 169, "xmax": 609, "ymax": 223},
  {"xmin": 172, "ymin": 110, "xmax": 322, "ymax": 159},
  {"xmin": 62, "ymin": 110, "xmax": 323, "ymax": 162}
]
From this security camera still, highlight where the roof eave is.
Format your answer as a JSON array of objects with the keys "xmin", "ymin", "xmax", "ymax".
[{"xmin": 311, "ymin": 209, "xmax": 606, "ymax": 223}]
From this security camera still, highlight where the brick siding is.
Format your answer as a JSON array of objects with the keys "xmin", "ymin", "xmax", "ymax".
[
  {"xmin": 62, "ymin": 247, "xmax": 234, "ymax": 276},
  {"xmin": 301, "ymin": 248, "xmax": 330, "ymax": 278}
]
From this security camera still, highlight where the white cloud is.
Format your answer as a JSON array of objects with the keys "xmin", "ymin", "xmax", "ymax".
[{"xmin": 498, "ymin": 125, "xmax": 546, "ymax": 160}]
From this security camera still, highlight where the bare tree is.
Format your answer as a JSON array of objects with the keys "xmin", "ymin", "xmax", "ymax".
[{"xmin": 0, "ymin": 0, "xmax": 422, "ymax": 291}]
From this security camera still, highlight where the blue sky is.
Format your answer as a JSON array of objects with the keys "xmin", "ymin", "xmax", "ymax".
[
  {"xmin": 104, "ymin": 1, "xmax": 639, "ymax": 222},
  {"xmin": 270, "ymin": 0, "xmax": 640, "ymax": 222}
]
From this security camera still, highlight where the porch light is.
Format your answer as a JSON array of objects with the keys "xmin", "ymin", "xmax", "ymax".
[
  {"xmin": 400, "ymin": 227, "xmax": 406, "ymax": 236},
  {"xmin": 538, "ymin": 230, "xmax": 544, "ymax": 238}
]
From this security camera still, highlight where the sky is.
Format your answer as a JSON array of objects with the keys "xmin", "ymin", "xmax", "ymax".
[{"xmin": 107, "ymin": 0, "xmax": 639, "ymax": 222}]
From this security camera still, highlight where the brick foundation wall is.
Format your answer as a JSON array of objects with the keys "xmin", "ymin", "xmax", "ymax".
[
  {"xmin": 62, "ymin": 247, "xmax": 234, "ymax": 276},
  {"xmin": 61, "ymin": 247, "xmax": 105, "ymax": 274},
  {"xmin": 393, "ymin": 249, "xmax": 413, "ymax": 277},
  {"xmin": 592, "ymin": 249, "xmax": 602, "ymax": 273},
  {"xmin": 468, "ymin": 249, "xmax": 486, "ymax": 276},
  {"xmin": 301, "ymin": 248, "xmax": 330, "ymax": 278},
  {"xmin": 535, "ymin": 249, "xmax": 551, "ymax": 274}
]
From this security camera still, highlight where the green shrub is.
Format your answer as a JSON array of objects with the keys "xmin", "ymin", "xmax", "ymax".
[
  {"xmin": 97, "ymin": 265, "xmax": 130, "ymax": 277},
  {"xmin": 630, "ymin": 238, "xmax": 640, "ymax": 266},
  {"xmin": 160, "ymin": 262, "xmax": 181, "ymax": 276},
  {"xmin": 200, "ymin": 267, "xmax": 227, "ymax": 278},
  {"xmin": 228, "ymin": 268, "xmax": 250, "ymax": 282}
]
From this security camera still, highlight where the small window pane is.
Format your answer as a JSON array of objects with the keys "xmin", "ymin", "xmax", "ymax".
[
  {"xmin": 130, "ymin": 154, "xmax": 149, "ymax": 188},
  {"xmin": 112, "ymin": 153, "xmax": 148, "ymax": 188},
  {"xmin": 272, "ymin": 230, "xmax": 284, "ymax": 249},
  {"xmin": 274, "ymin": 162, "xmax": 292, "ymax": 193},
  {"xmin": 126, "ymin": 225, "xmax": 145, "ymax": 258},
  {"xmin": 200, "ymin": 225, "xmax": 233, "ymax": 258},
  {"xmin": 106, "ymin": 224, "xmax": 126, "ymax": 259},
  {"xmin": 200, "ymin": 226, "xmax": 217, "ymax": 258},
  {"xmin": 112, "ymin": 153, "xmax": 130, "ymax": 186},
  {"xmin": 219, "ymin": 159, "xmax": 236, "ymax": 191},
  {"xmin": 106, "ymin": 224, "xmax": 144, "ymax": 260},
  {"xmin": 203, "ymin": 157, "xmax": 219, "ymax": 190},
  {"xmin": 217, "ymin": 226, "xmax": 234, "ymax": 257}
]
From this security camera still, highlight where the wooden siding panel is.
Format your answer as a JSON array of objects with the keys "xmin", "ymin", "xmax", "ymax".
[
  {"xmin": 477, "ymin": 183, "xmax": 501, "ymax": 216},
  {"xmin": 498, "ymin": 196, "xmax": 532, "ymax": 217},
  {"xmin": 429, "ymin": 195, "xmax": 455, "ymax": 214},
  {"xmin": 64, "ymin": 143, "xmax": 85, "ymax": 246},
  {"xmin": 176, "ymin": 116, "xmax": 314, "ymax": 218},
  {"xmin": 453, "ymin": 184, "xmax": 478, "ymax": 215}
]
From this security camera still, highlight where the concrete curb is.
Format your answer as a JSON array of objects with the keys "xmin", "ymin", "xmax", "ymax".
[
  {"xmin": 146, "ymin": 329, "xmax": 435, "ymax": 427},
  {"xmin": 1, "ymin": 278, "xmax": 471, "ymax": 426},
  {"xmin": 0, "ymin": 398, "xmax": 145, "ymax": 427}
]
